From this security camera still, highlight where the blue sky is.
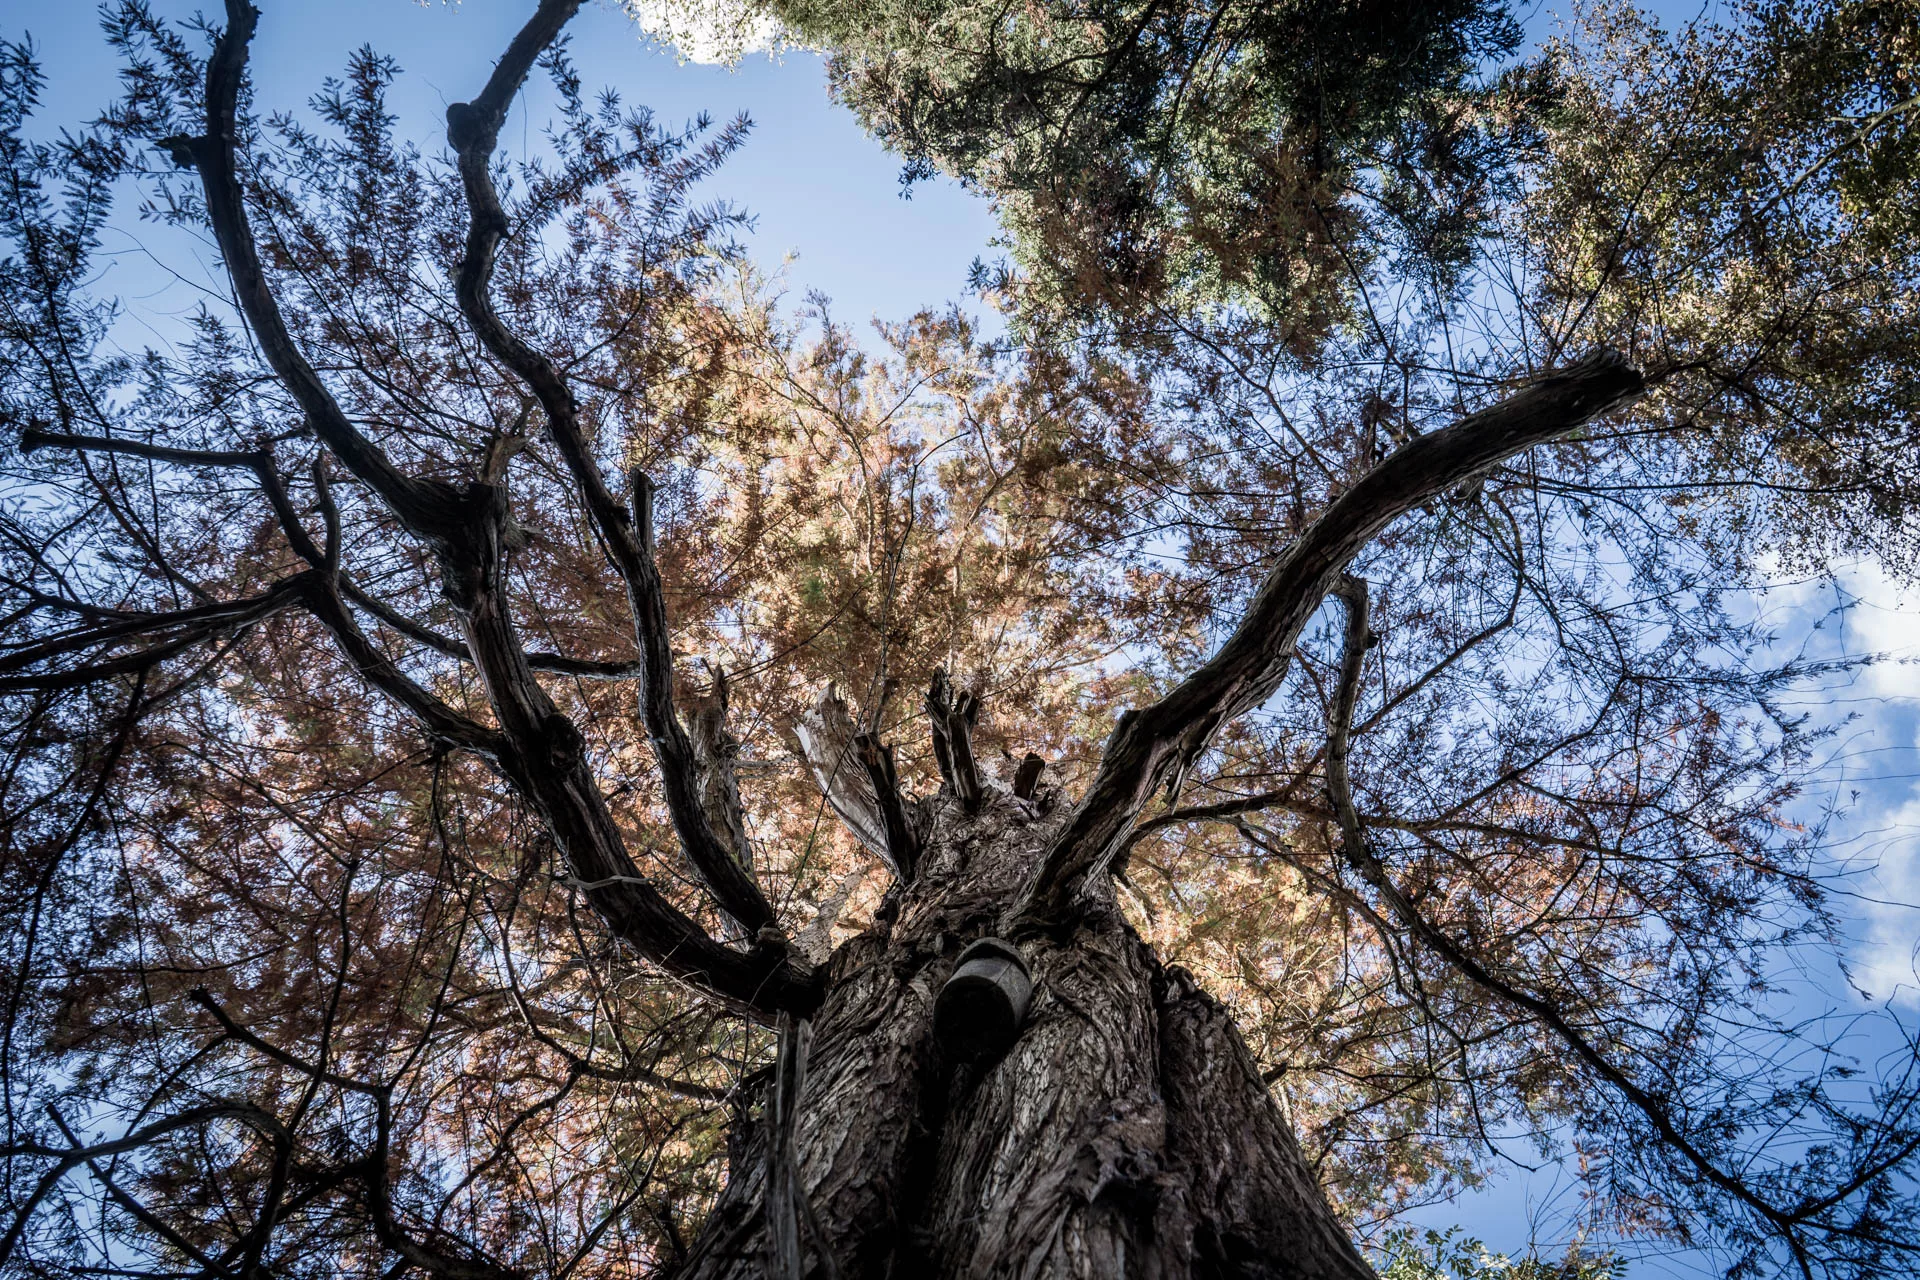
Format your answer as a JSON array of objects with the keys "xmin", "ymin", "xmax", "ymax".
[
  {"xmin": 15, "ymin": 0, "xmax": 1001, "ymax": 334},
  {"xmin": 8, "ymin": 1, "xmax": 1920, "ymax": 1275}
]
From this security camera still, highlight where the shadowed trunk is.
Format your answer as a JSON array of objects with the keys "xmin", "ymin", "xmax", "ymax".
[{"xmin": 678, "ymin": 786, "xmax": 1373, "ymax": 1280}]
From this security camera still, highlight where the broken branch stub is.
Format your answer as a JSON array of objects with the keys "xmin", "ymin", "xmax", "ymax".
[
  {"xmin": 1011, "ymin": 752, "xmax": 1045, "ymax": 801},
  {"xmin": 926, "ymin": 670, "xmax": 984, "ymax": 812},
  {"xmin": 853, "ymin": 733, "xmax": 919, "ymax": 881},
  {"xmin": 792, "ymin": 684, "xmax": 897, "ymax": 872}
]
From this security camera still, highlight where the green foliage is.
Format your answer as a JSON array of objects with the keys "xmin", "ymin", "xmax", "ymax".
[
  {"xmin": 1522, "ymin": 0, "xmax": 1920, "ymax": 570},
  {"xmin": 762, "ymin": 0, "xmax": 1523, "ymax": 329},
  {"xmin": 1379, "ymin": 1227, "xmax": 1625, "ymax": 1280}
]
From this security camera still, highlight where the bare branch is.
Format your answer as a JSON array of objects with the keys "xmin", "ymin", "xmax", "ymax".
[
  {"xmin": 0, "ymin": 580, "xmax": 302, "ymax": 691},
  {"xmin": 1015, "ymin": 350, "xmax": 1646, "ymax": 928},
  {"xmin": 0, "ymin": 1102, "xmax": 293, "ymax": 1269},
  {"xmin": 1311, "ymin": 577, "xmax": 1828, "ymax": 1272},
  {"xmin": 21, "ymin": 424, "xmax": 325, "ymax": 569},
  {"xmin": 441, "ymin": 0, "xmax": 775, "ymax": 935}
]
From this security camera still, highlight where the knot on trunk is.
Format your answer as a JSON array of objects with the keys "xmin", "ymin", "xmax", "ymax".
[{"xmin": 934, "ymin": 937, "xmax": 1033, "ymax": 1063}]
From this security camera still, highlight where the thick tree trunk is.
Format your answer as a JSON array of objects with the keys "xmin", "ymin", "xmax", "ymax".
[{"xmin": 677, "ymin": 788, "xmax": 1374, "ymax": 1279}]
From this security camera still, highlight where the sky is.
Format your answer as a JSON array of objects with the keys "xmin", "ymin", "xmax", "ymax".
[
  {"xmin": 7, "ymin": 0, "xmax": 1920, "ymax": 1274},
  {"xmin": 14, "ymin": 0, "xmax": 1002, "ymax": 339}
]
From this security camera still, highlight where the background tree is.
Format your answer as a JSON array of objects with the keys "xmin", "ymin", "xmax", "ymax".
[
  {"xmin": 0, "ymin": 2, "xmax": 1918, "ymax": 1279},
  {"xmin": 733, "ymin": 0, "xmax": 1525, "ymax": 329}
]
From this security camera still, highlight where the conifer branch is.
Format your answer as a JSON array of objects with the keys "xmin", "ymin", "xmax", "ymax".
[{"xmin": 1016, "ymin": 349, "xmax": 1647, "ymax": 928}]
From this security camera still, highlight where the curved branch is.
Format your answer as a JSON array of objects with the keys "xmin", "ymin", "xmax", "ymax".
[
  {"xmin": 183, "ymin": 1, "xmax": 472, "ymax": 543},
  {"xmin": 0, "ymin": 581, "xmax": 302, "ymax": 691},
  {"xmin": 134, "ymin": 0, "xmax": 811, "ymax": 1030},
  {"xmin": 1015, "ymin": 349, "xmax": 1646, "ymax": 928},
  {"xmin": 443, "ymin": 0, "xmax": 775, "ymax": 936},
  {"xmin": 0, "ymin": 1102, "xmax": 292, "ymax": 1268},
  {"xmin": 1316, "ymin": 579, "xmax": 1822, "ymax": 1274},
  {"xmin": 340, "ymin": 577, "xmax": 644, "ymax": 680},
  {"xmin": 20, "ymin": 425, "xmax": 325, "ymax": 566}
]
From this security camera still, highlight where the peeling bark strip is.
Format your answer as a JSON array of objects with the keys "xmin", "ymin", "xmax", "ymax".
[
  {"xmin": 926, "ymin": 670, "xmax": 984, "ymax": 811},
  {"xmin": 767, "ymin": 1015, "xmax": 808, "ymax": 1278},
  {"xmin": 690, "ymin": 666, "xmax": 758, "ymax": 933},
  {"xmin": 1017, "ymin": 350, "xmax": 1647, "ymax": 927},
  {"xmin": 793, "ymin": 684, "xmax": 897, "ymax": 869}
]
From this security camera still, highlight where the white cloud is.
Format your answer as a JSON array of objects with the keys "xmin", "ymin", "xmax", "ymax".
[
  {"xmin": 1768, "ymin": 560, "xmax": 1920, "ymax": 1005},
  {"xmin": 620, "ymin": 0, "xmax": 783, "ymax": 65}
]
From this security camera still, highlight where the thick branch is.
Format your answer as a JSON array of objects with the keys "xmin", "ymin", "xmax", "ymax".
[
  {"xmin": 442, "ymin": 489, "xmax": 814, "ymax": 1012},
  {"xmin": 21, "ymin": 425, "xmax": 326, "ymax": 574},
  {"xmin": 442, "ymin": 0, "xmax": 774, "ymax": 935},
  {"xmin": 309, "ymin": 567, "xmax": 815, "ymax": 1012},
  {"xmin": 185, "ymin": 2, "xmax": 472, "ymax": 543},
  {"xmin": 1016, "ymin": 350, "xmax": 1646, "ymax": 928},
  {"xmin": 291, "ymin": 573, "xmax": 502, "ymax": 754},
  {"xmin": 146, "ymin": 3, "xmax": 806, "ymax": 1022},
  {"xmin": 0, "ymin": 580, "xmax": 302, "ymax": 691}
]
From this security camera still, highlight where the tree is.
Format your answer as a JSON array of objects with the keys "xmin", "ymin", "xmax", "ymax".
[
  {"xmin": 751, "ymin": 0, "xmax": 1525, "ymax": 325},
  {"xmin": 1, "ymin": 2, "xmax": 1918, "ymax": 1278}
]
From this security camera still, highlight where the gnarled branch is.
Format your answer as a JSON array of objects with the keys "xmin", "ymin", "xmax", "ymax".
[
  {"xmin": 853, "ymin": 732, "xmax": 919, "ymax": 881},
  {"xmin": 170, "ymin": 0, "xmax": 812, "ymax": 1016},
  {"xmin": 1016, "ymin": 349, "xmax": 1647, "ymax": 928},
  {"xmin": 441, "ymin": 0, "xmax": 775, "ymax": 936}
]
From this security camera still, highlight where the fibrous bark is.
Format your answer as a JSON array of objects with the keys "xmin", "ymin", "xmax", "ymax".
[
  {"xmin": 681, "ymin": 352, "xmax": 1653, "ymax": 1276},
  {"xmin": 678, "ymin": 784, "xmax": 1374, "ymax": 1280}
]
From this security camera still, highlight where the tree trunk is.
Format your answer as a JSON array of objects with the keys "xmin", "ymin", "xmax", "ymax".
[{"xmin": 677, "ymin": 788, "xmax": 1375, "ymax": 1280}]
